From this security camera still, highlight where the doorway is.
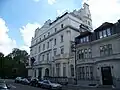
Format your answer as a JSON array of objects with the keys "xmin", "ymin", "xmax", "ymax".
[{"xmin": 101, "ymin": 66, "xmax": 113, "ymax": 85}]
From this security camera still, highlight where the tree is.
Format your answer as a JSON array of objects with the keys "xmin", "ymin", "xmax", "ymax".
[{"xmin": 0, "ymin": 48, "xmax": 29, "ymax": 78}]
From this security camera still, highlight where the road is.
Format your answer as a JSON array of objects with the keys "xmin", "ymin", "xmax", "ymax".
[
  {"xmin": 4, "ymin": 79, "xmax": 45, "ymax": 90},
  {"xmin": 2, "ymin": 79, "xmax": 118, "ymax": 90}
]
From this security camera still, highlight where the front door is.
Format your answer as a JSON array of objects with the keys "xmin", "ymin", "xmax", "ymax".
[{"xmin": 101, "ymin": 66, "xmax": 113, "ymax": 85}]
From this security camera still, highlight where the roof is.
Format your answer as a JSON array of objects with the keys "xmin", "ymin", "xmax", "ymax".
[
  {"xmin": 75, "ymin": 31, "xmax": 92, "ymax": 39},
  {"xmin": 94, "ymin": 22, "xmax": 114, "ymax": 32},
  {"xmin": 49, "ymin": 12, "xmax": 68, "ymax": 25}
]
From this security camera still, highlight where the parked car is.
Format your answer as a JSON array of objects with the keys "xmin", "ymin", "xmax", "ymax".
[
  {"xmin": 21, "ymin": 78, "xmax": 30, "ymax": 85},
  {"xmin": 14, "ymin": 77, "xmax": 23, "ymax": 83},
  {"xmin": 40, "ymin": 80, "xmax": 62, "ymax": 90},
  {"xmin": 0, "ymin": 80, "xmax": 11, "ymax": 90},
  {"xmin": 29, "ymin": 78, "xmax": 39, "ymax": 87}
]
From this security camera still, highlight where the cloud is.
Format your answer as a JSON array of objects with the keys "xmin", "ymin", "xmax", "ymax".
[
  {"xmin": 20, "ymin": 23, "xmax": 41, "ymax": 54},
  {"xmin": 48, "ymin": 0, "xmax": 56, "ymax": 5},
  {"xmin": 0, "ymin": 18, "xmax": 17, "ymax": 55},
  {"xmin": 82, "ymin": 0, "xmax": 120, "ymax": 29},
  {"xmin": 33, "ymin": 0, "xmax": 40, "ymax": 2}
]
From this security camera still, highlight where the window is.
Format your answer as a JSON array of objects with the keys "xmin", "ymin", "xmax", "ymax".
[
  {"xmin": 99, "ymin": 31, "xmax": 103, "ymax": 38},
  {"xmin": 47, "ymin": 42, "xmax": 49, "ymax": 49},
  {"xmin": 42, "ymin": 54, "xmax": 44, "ymax": 61},
  {"xmin": 48, "ymin": 32, "xmax": 50, "ymax": 36},
  {"xmin": 56, "ymin": 63, "xmax": 60, "ymax": 77},
  {"xmin": 104, "ymin": 45, "xmax": 108, "ymax": 55},
  {"xmin": 103, "ymin": 30, "xmax": 107, "ymax": 37},
  {"xmin": 60, "ymin": 46, "xmax": 64, "ymax": 54},
  {"xmin": 81, "ymin": 49, "xmax": 84, "ymax": 59},
  {"xmin": 88, "ymin": 48, "xmax": 92, "ymax": 58},
  {"xmin": 107, "ymin": 28, "xmax": 111, "ymax": 36},
  {"xmin": 88, "ymin": 21, "xmax": 90, "ymax": 25},
  {"xmin": 100, "ymin": 46, "xmax": 104, "ymax": 56},
  {"xmin": 54, "ymin": 49, "xmax": 57, "ymax": 56},
  {"xmin": 84, "ymin": 49, "xmax": 88, "ymax": 58},
  {"xmin": 70, "ymin": 65, "xmax": 74, "ymax": 77},
  {"xmin": 63, "ymin": 63, "xmax": 66, "ymax": 77},
  {"xmin": 81, "ymin": 38, "xmax": 83, "ymax": 43},
  {"xmin": 54, "ymin": 38, "xmax": 56, "ymax": 45},
  {"xmin": 100, "ymin": 44, "xmax": 112, "ymax": 56},
  {"xmin": 83, "ymin": 37, "xmax": 86, "ymax": 42},
  {"xmin": 61, "ymin": 35, "xmax": 63, "ymax": 42},
  {"xmin": 40, "ymin": 38, "xmax": 41, "ymax": 41},
  {"xmin": 39, "ymin": 45, "xmax": 41, "ymax": 52},
  {"xmin": 43, "ymin": 44, "xmax": 45, "ymax": 50},
  {"xmin": 44, "ymin": 35, "xmax": 45, "ymax": 38},
  {"xmin": 61, "ymin": 24, "xmax": 64, "ymax": 28},
  {"xmin": 47, "ymin": 53, "xmax": 49, "ymax": 61},
  {"xmin": 55, "ymin": 28, "xmax": 57, "ymax": 32},
  {"xmin": 86, "ymin": 36, "xmax": 89, "ymax": 42},
  {"xmin": 108, "ymin": 44, "xmax": 112, "ymax": 55}
]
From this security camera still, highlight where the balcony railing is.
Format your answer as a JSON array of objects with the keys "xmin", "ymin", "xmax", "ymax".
[{"xmin": 53, "ymin": 53, "xmax": 69, "ymax": 60}]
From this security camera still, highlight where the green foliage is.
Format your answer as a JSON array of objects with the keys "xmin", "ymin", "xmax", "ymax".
[{"xmin": 0, "ymin": 48, "xmax": 29, "ymax": 79}]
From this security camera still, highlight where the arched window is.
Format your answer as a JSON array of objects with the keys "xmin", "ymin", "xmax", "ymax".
[
  {"xmin": 70, "ymin": 65, "xmax": 74, "ymax": 77},
  {"xmin": 45, "ymin": 68, "xmax": 49, "ymax": 76}
]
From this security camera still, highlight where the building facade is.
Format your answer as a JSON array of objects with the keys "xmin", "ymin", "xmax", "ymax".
[
  {"xmin": 75, "ymin": 20, "xmax": 120, "ymax": 88},
  {"xmin": 27, "ymin": 3, "xmax": 93, "ymax": 79}
]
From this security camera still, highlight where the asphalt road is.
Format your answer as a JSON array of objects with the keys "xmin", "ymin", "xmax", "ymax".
[
  {"xmin": 2, "ymin": 79, "xmax": 118, "ymax": 90},
  {"xmin": 3, "ymin": 79, "xmax": 46, "ymax": 90}
]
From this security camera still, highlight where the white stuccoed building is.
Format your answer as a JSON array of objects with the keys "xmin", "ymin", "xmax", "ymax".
[{"xmin": 27, "ymin": 3, "xmax": 93, "ymax": 79}]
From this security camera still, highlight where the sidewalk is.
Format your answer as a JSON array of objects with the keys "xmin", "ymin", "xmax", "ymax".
[{"xmin": 63, "ymin": 84, "xmax": 120, "ymax": 90}]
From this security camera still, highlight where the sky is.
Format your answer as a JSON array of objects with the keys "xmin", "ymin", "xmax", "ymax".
[{"xmin": 0, "ymin": 0, "xmax": 120, "ymax": 55}]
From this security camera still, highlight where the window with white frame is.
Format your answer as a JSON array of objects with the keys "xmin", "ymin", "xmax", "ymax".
[
  {"xmin": 48, "ymin": 32, "xmax": 50, "ymax": 36},
  {"xmin": 55, "ymin": 28, "xmax": 57, "ymax": 32},
  {"xmin": 61, "ymin": 35, "xmax": 63, "ymax": 42},
  {"xmin": 42, "ymin": 54, "xmax": 44, "ymax": 61},
  {"xmin": 103, "ymin": 30, "xmax": 107, "ymax": 37},
  {"xmin": 47, "ymin": 42, "xmax": 49, "ymax": 49},
  {"xmin": 54, "ymin": 38, "xmax": 56, "ymax": 45},
  {"xmin": 88, "ymin": 48, "xmax": 92, "ymax": 58},
  {"xmin": 43, "ymin": 44, "xmax": 45, "ymax": 50},
  {"xmin": 39, "ymin": 45, "xmax": 41, "ymax": 52},
  {"xmin": 99, "ymin": 31, "xmax": 103, "ymax": 38},
  {"xmin": 107, "ymin": 28, "xmax": 111, "ymax": 36},
  {"xmin": 84, "ymin": 49, "xmax": 88, "ymax": 58},
  {"xmin": 60, "ymin": 46, "xmax": 64, "ymax": 54},
  {"xmin": 53, "ymin": 49, "xmax": 57, "ymax": 56},
  {"xmin": 61, "ymin": 24, "xmax": 64, "ymax": 28},
  {"xmin": 44, "ymin": 35, "xmax": 46, "ymax": 38},
  {"xmin": 47, "ymin": 53, "xmax": 49, "ymax": 61}
]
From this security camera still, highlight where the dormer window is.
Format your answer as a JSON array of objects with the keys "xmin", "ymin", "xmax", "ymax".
[
  {"xmin": 107, "ymin": 28, "xmax": 111, "ymax": 36},
  {"xmin": 99, "ymin": 28, "xmax": 111, "ymax": 39},
  {"xmin": 61, "ymin": 24, "xmax": 64, "ymax": 28},
  {"xmin": 103, "ymin": 30, "xmax": 107, "ymax": 37}
]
